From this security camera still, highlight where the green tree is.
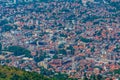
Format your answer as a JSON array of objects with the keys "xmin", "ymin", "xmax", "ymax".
[
  {"xmin": 58, "ymin": 49, "xmax": 67, "ymax": 55},
  {"xmin": 7, "ymin": 46, "xmax": 31, "ymax": 57},
  {"xmin": 113, "ymin": 69, "xmax": 120, "ymax": 74},
  {"xmin": 10, "ymin": 74, "xmax": 20, "ymax": 80},
  {"xmin": 1, "ymin": 25, "xmax": 13, "ymax": 32},
  {"xmin": 80, "ymin": 36, "xmax": 93, "ymax": 43},
  {"xmin": 53, "ymin": 54, "xmax": 58, "ymax": 59},
  {"xmin": 40, "ymin": 67, "xmax": 55, "ymax": 77},
  {"xmin": 97, "ymin": 74, "xmax": 103, "ymax": 80},
  {"xmin": 0, "ymin": 19, "xmax": 8, "ymax": 26},
  {"xmin": 90, "ymin": 74, "xmax": 96, "ymax": 80},
  {"xmin": 67, "ymin": 45, "xmax": 75, "ymax": 55},
  {"xmin": 34, "ymin": 52, "xmax": 47, "ymax": 62},
  {"xmin": 91, "ymin": 46, "xmax": 95, "ymax": 52},
  {"xmin": 83, "ymin": 73, "xmax": 89, "ymax": 80},
  {"xmin": 0, "ymin": 72, "xmax": 7, "ymax": 78},
  {"xmin": 54, "ymin": 73, "xmax": 69, "ymax": 80}
]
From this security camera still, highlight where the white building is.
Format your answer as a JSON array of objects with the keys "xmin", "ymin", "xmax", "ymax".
[{"xmin": 82, "ymin": 0, "xmax": 94, "ymax": 6}]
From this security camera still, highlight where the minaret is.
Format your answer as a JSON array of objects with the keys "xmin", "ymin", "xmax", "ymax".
[
  {"xmin": 72, "ymin": 56, "xmax": 75, "ymax": 70},
  {"xmin": 101, "ymin": 49, "xmax": 107, "ymax": 61}
]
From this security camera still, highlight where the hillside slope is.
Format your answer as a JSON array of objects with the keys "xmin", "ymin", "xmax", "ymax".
[
  {"xmin": 0, "ymin": 65, "xmax": 54, "ymax": 80},
  {"xmin": 0, "ymin": 65, "xmax": 77, "ymax": 80}
]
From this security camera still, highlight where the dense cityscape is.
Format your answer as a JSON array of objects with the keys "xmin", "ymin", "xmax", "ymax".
[{"xmin": 0, "ymin": 0, "xmax": 120, "ymax": 80}]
